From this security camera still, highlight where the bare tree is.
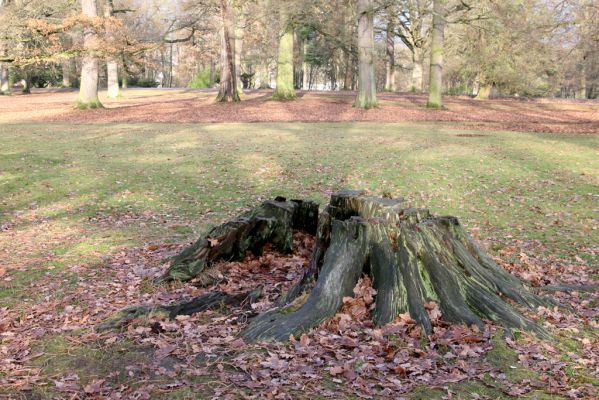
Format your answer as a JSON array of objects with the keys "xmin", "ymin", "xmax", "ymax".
[
  {"xmin": 216, "ymin": 0, "xmax": 239, "ymax": 102},
  {"xmin": 78, "ymin": 0, "xmax": 102, "ymax": 108},
  {"xmin": 427, "ymin": 0, "xmax": 445, "ymax": 107},
  {"xmin": 354, "ymin": 0, "xmax": 377, "ymax": 108}
]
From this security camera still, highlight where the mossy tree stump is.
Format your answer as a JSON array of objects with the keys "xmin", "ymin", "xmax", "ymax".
[{"xmin": 152, "ymin": 190, "xmax": 551, "ymax": 342}]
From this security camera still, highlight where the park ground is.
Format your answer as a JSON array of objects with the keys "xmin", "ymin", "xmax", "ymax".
[{"xmin": 0, "ymin": 89, "xmax": 598, "ymax": 398}]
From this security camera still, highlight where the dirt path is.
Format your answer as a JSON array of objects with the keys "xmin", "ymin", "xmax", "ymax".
[{"xmin": 1, "ymin": 88, "xmax": 597, "ymax": 134}]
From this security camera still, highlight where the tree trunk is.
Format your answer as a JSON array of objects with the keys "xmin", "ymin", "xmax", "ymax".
[
  {"xmin": 107, "ymin": 60, "xmax": 119, "ymax": 98},
  {"xmin": 576, "ymin": 64, "xmax": 587, "ymax": 99},
  {"xmin": 234, "ymin": 9, "xmax": 244, "ymax": 94},
  {"xmin": 21, "ymin": 70, "xmax": 31, "ymax": 94},
  {"xmin": 427, "ymin": 0, "xmax": 445, "ymax": 108},
  {"xmin": 343, "ymin": 50, "xmax": 353, "ymax": 91},
  {"xmin": 77, "ymin": 0, "xmax": 102, "ymax": 109},
  {"xmin": 61, "ymin": 59, "xmax": 73, "ymax": 88},
  {"xmin": 411, "ymin": 48, "xmax": 423, "ymax": 92},
  {"xmin": 354, "ymin": 0, "xmax": 377, "ymax": 109},
  {"xmin": 209, "ymin": 60, "xmax": 215, "ymax": 87},
  {"xmin": 301, "ymin": 38, "xmax": 309, "ymax": 90},
  {"xmin": 104, "ymin": 2, "xmax": 120, "ymax": 99},
  {"xmin": 475, "ymin": 83, "xmax": 493, "ymax": 100},
  {"xmin": 216, "ymin": 0, "xmax": 240, "ymax": 102},
  {"xmin": 273, "ymin": 8, "xmax": 295, "ymax": 100},
  {"xmin": 121, "ymin": 72, "xmax": 128, "ymax": 89},
  {"xmin": 0, "ymin": 62, "xmax": 9, "ymax": 95},
  {"xmin": 384, "ymin": 20, "xmax": 396, "ymax": 92},
  {"xmin": 241, "ymin": 190, "xmax": 550, "ymax": 342}
]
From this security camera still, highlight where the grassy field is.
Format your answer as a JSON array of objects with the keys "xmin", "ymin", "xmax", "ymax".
[{"xmin": 1, "ymin": 121, "xmax": 597, "ymax": 398}]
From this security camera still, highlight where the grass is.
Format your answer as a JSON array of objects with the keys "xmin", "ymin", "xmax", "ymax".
[{"xmin": 0, "ymin": 121, "xmax": 597, "ymax": 397}]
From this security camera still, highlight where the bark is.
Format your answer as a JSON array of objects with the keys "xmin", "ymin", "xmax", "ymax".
[
  {"xmin": 216, "ymin": 0, "xmax": 240, "ymax": 102},
  {"xmin": 273, "ymin": 8, "xmax": 295, "ymax": 100},
  {"xmin": 97, "ymin": 287, "xmax": 263, "ymax": 332},
  {"xmin": 411, "ymin": 48, "xmax": 424, "ymax": 92},
  {"xmin": 576, "ymin": 64, "xmax": 587, "ymax": 99},
  {"xmin": 475, "ymin": 83, "xmax": 493, "ymax": 100},
  {"xmin": 343, "ymin": 50, "xmax": 353, "ymax": 91},
  {"xmin": 0, "ymin": 62, "xmax": 9, "ymax": 94},
  {"xmin": 234, "ymin": 10, "xmax": 244, "ymax": 94},
  {"xmin": 427, "ymin": 0, "xmax": 445, "ymax": 108},
  {"xmin": 104, "ymin": 2, "xmax": 119, "ymax": 99},
  {"xmin": 301, "ymin": 38, "xmax": 309, "ymax": 90},
  {"xmin": 107, "ymin": 60, "xmax": 119, "ymax": 98},
  {"xmin": 121, "ymin": 73, "xmax": 128, "ymax": 89},
  {"xmin": 384, "ymin": 21, "xmax": 396, "ymax": 92},
  {"xmin": 159, "ymin": 197, "xmax": 318, "ymax": 283},
  {"xmin": 77, "ymin": 0, "xmax": 102, "ymax": 109},
  {"xmin": 61, "ymin": 59, "xmax": 73, "ymax": 88},
  {"xmin": 354, "ymin": 0, "xmax": 377, "ymax": 109},
  {"xmin": 21, "ymin": 74, "xmax": 30, "ymax": 94},
  {"xmin": 241, "ymin": 190, "xmax": 551, "ymax": 342},
  {"xmin": 209, "ymin": 60, "xmax": 215, "ymax": 87}
]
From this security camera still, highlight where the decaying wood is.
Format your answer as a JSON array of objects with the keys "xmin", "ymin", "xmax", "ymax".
[
  {"xmin": 97, "ymin": 286, "xmax": 262, "ymax": 332},
  {"xmin": 102, "ymin": 190, "xmax": 554, "ymax": 343},
  {"xmin": 242, "ymin": 190, "xmax": 551, "ymax": 342},
  {"xmin": 159, "ymin": 197, "xmax": 318, "ymax": 283}
]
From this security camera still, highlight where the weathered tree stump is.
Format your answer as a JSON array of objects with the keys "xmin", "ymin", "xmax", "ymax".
[
  {"xmin": 159, "ymin": 197, "xmax": 318, "ymax": 283},
  {"xmin": 241, "ymin": 190, "xmax": 550, "ymax": 341},
  {"xmin": 103, "ymin": 190, "xmax": 552, "ymax": 341}
]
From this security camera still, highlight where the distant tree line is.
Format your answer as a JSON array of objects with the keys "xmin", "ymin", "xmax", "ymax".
[{"xmin": 0, "ymin": 0, "xmax": 597, "ymax": 108}]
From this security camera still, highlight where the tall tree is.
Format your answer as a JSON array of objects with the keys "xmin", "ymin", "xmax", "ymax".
[
  {"xmin": 0, "ymin": 64, "xmax": 9, "ymax": 95},
  {"xmin": 273, "ymin": 3, "xmax": 295, "ymax": 100},
  {"xmin": 395, "ymin": 0, "xmax": 430, "ymax": 93},
  {"xmin": 104, "ymin": 0, "xmax": 119, "ymax": 99},
  {"xmin": 216, "ymin": 0, "xmax": 240, "ymax": 102},
  {"xmin": 427, "ymin": 0, "xmax": 445, "ymax": 108},
  {"xmin": 384, "ymin": 17, "xmax": 397, "ymax": 92},
  {"xmin": 234, "ymin": 6, "xmax": 245, "ymax": 93},
  {"xmin": 78, "ymin": 0, "xmax": 102, "ymax": 108},
  {"xmin": 354, "ymin": 0, "xmax": 377, "ymax": 108}
]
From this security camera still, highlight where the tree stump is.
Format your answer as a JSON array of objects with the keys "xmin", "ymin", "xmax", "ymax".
[
  {"xmin": 159, "ymin": 197, "xmax": 318, "ymax": 283},
  {"xmin": 116, "ymin": 190, "xmax": 551, "ymax": 342},
  {"xmin": 240, "ymin": 190, "xmax": 550, "ymax": 341}
]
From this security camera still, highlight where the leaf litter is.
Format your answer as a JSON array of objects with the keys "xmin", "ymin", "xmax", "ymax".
[{"xmin": 0, "ymin": 227, "xmax": 597, "ymax": 398}]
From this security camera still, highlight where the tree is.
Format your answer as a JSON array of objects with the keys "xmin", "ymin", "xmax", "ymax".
[
  {"xmin": 395, "ymin": 0, "xmax": 431, "ymax": 93},
  {"xmin": 104, "ymin": 0, "xmax": 119, "ymax": 99},
  {"xmin": 384, "ymin": 16, "xmax": 397, "ymax": 92},
  {"xmin": 354, "ymin": 0, "xmax": 377, "ymax": 108},
  {"xmin": 77, "ymin": 0, "xmax": 102, "ymax": 109},
  {"xmin": 216, "ymin": 0, "xmax": 240, "ymax": 102},
  {"xmin": 273, "ymin": 3, "xmax": 295, "ymax": 100},
  {"xmin": 426, "ymin": 0, "xmax": 444, "ymax": 108}
]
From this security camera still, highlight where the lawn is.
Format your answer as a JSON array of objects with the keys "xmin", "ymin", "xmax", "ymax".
[{"xmin": 1, "ymin": 121, "xmax": 597, "ymax": 398}]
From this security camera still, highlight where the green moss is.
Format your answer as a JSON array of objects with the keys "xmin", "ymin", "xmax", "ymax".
[
  {"xmin": 75, "ymin": 98, "xmax": 103, "ymax": 109},
  {"xmin": 487, "ymin": 330, "xmax": 538, "ymax": 382},
  {"xmin": 29, "ymin": 335, "xmax": 151, "ymax": 397}
]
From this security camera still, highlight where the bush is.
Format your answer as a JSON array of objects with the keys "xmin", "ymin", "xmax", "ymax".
[
  {"xmin": 189, "ymin": 69, "xmax": 215, "ymax": 88},
  {"xmin": 128, "ymin": 76, "xmax": 158, "ymax": 88}
]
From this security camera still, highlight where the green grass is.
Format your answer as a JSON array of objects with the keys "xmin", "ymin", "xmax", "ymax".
[{"xmin": 0, "ymin": 121, "xmax": 597, "ymax": 397}]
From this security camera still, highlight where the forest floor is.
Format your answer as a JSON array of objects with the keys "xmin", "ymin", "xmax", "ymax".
[
  {"xmin": 0, "ymin": 88, "xmax": 598, "ymax": 134},
  {"xmin": 0, "ymin": 94, "xmax": 598, "ymax": 398}
]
